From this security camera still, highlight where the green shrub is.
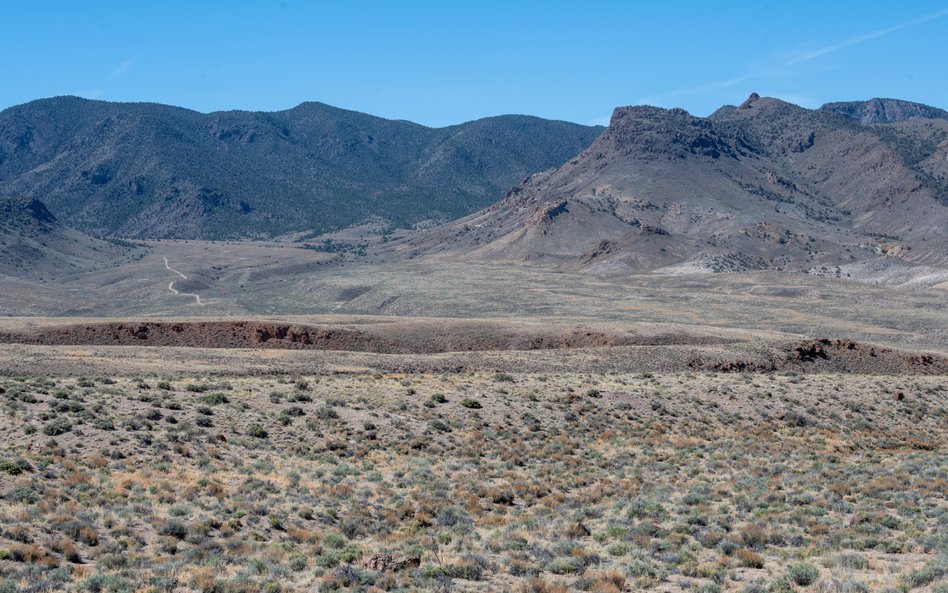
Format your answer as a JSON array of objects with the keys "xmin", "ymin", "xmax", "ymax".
[
  {"xmin": 783, "ymin": 411, "xmax": 814, "ymax": 427},
  {"xmin": 787, "ymin": 563, "xmax": 819, "ymax": 586},
  {"xmin": 626, "ymin": 558, "xmax": 658, "ymax": 578},
  {"xmin": 289, "ymin": 553, "xmax": 308, "ymax": 571},
  {"xmin": 97, "ymin": 553, "xmax": 128, "ymax": 569},
  {"xmin": 92, "ymin": 417, "xmax": 115, "ymax": 430},
  {"xmin": 77, "ymin": 575, "xmax": 131, "ymax": 593},
  {"xmin": 337, "ymin": 544, "xmax": 362, "ymax": 563},
  {"xmin": 740, "ymin": 524, "xmax": 769, "ymax": 549},
  {"xmin": 201, "ymin": 392, "xmax": 229, "ymax": 405},
  {"xmin": 837, "ymin": 553, "xmax": 868, "ymax": 570},
  {"xmin": 323, "ymin": 533, "xmax": 347, "ymax": 549},
  {"xmin": 159, "ymin": 519, "xmax": 188, "ymax": 539},
  {"xmin": 431, "ymin": 419, "xmax": 452, "ymax": 432},
  {"xmin": 317, "ymin": 406, "xmax": 339, "ymax": 419},
  {"xmin": 902, "ymin": 556, "xmax": 947, "ymax": 588},
  {"xmin": 9, "ymin": 487, "xmax": 40, "ymax": 504},
  {"xmin": 247, "ymin": 424, "xmax": 268, "ymax": 438},
  {"xmin": 423, "ymin": 561, "xmax": 484, "ymax": 580},
  {"xmin": 768, "ymin": 575, "xmax": 796, "ymax": 593},
  {"xmin": 546, "ymin": 556, "xmax": 585, "ymax": 575},
  {"xmin": 0, "ymin": 458, "xmax": 32, "ymax": 475},
  {"xmin": 43, "ymin": 417, "xmax": 72, "ymax": 436},
  {"xmin": 460, "ymin": 398, "xmax": 482, "ymax": 409}
]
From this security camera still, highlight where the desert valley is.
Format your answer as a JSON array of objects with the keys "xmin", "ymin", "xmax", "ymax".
[{"xmin": 0, "ymin": 88, "xmax": 946, "ymax": 593}]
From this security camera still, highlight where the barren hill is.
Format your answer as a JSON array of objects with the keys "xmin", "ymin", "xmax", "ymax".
[
  {"xmin": 394, "ymin": 94, "xmax": 948, "ymax": 278},
  {"xmin": 0, "ymin": 97, "xmax": 602, "ymax": 240}
]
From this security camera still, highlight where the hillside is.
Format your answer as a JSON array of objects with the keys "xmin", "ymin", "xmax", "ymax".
[
  {"xmin": 820, "ymin": 97, "xmax": 948, "ymax": 124},
  {"xmin": 394, "ymin": 94, "xmax": 948, "ymax": 278},
  {"xmin": 0, "ymin": 196, "xmax": 139, "ymax": 279},
  {"xmin": 0, "ymin": 97, "xmax": 603, "ymax": 240}
]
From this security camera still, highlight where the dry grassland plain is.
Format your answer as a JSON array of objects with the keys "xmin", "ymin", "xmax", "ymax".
[
  {"xmin": 0, "ymin": 370, "xmax": 946, "ymax": 593},
  {"xmin": 0, "ymin": 247, "xmax": 946, "ymax": 592}
]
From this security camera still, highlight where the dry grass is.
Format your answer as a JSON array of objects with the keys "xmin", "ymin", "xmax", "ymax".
[{"xmin": 0, "ymin": 371, "xmax": 945, "ymax": 592}]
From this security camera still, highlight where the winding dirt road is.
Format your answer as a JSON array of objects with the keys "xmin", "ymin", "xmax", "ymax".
[{"xmin": 163, "ymin": 257, "xmax": 205, "ymax": 306}]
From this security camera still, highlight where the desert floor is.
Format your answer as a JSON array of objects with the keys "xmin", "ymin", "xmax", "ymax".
[{"xmin": 1, "ymin": 369, "xmax": 946, "ymax": 593}]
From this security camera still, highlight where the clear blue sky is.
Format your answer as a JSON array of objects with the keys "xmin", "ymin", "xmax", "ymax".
[{"xmin": 2, "ymin": 1, "xmax": 946, "ymax": 127}]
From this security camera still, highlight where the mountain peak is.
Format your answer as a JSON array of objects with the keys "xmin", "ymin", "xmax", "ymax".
[
  {"xmin": 712, "ymin": 94, "xmax": 806, "ymax": 123},
  {"xmin": 739, "ymin": 92, "xmax": 761, "ymax": 109}
]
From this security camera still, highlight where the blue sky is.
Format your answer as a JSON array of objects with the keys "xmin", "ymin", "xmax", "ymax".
[{"xmin": 1, "ymin": 1, "xmax": 946, "ymax": 126}]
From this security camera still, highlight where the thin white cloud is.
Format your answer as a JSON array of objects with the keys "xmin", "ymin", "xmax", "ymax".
[
  {"xmin": 788, "ymin": 6, "xmax": 948, "ymax": 64},
  {"xmin": 639, "ymin": 6, "xmax": 948, "ymax": 106},
  {"xmin": 637, "ymin": 71, "xmax": 770, "ymax": 105},
  {"xmin": 111, "ymin": 56, "xmax": 139, "ymax": 78}
]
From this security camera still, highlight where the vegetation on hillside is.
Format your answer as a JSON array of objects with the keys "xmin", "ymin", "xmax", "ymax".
[{"xmin": 0, "ymin": 97, "xmax": 603, "ymax": 239}]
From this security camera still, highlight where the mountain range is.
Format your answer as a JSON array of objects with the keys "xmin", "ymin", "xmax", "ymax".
[
  {"xmin": 1, "ymin": 94, "xmax": 946, "ymax": 281},
  {"xmin": 0, "ymin": 97, "xmax": 602, "ymax": 239},
  {"xmin": 395, "ymin": 94, "xmax": 948, "ymax": 276}
]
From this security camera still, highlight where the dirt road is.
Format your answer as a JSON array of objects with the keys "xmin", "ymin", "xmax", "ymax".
[{"xmin": 163, "ymin": 256, "xmax": 204, "ymax": 306}]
